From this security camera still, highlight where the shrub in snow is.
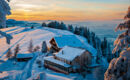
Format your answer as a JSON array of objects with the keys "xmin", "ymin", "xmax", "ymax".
[
  {"xmin": 28, "ymin": 39, "xmax": 34, "ymax": 53},
  {"xmin": 41, "ymin": 41, "xmax": 47, "ymax": 53},
  {"xmin": 104, "ymin": 6, "xmax": 130, "ymax": 80},
  {"xmin": 6, "ymin": 48, "xmax": 12, "ymax": 58},
  {"xmin": 31, "ymin": 25, "xmax": 34, "ymax": 29},
  {"xmin": 36, "ymin": 60, "xmax": 42, "ymax": 68},
  {"xmin": 33, "ymin": 46, "xmax": 40, "ymax": 52},
  {"xmin": 14, "ymin": 44, "xmax": 20, "ymax": 57},
  {"xmin": 36, "ymin": 72, "xmax": 46, "ymax": 80},
  {"xmin": 94, "ymin": 67, "xmax": 106, "ymax": 80},
  {"xmin": 42, "ymin": 22, "xmax": 47, "ymax": 27}
]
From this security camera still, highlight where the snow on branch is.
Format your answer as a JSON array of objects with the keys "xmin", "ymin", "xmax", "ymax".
[
  {"xmin": 0, "ymin": 31, "xmax": 13, "ymax": 44},
  {"xmin": 115, "ymin": 23, "xmax": 128, "ymax": 31},
  {"xmin": 113, "ymin": 36, "xmax": 130, "ymax": 53},
  {"xmin": 113, "ymin": 6, "xmax": 130, "ymax": 53},
  {"xmin": 0, "ymin": 0, "xmax": 11, "ymax": 28},
  {"xmin": 0, "ymin": 0, "xmax": 13, "ymax": 44}
]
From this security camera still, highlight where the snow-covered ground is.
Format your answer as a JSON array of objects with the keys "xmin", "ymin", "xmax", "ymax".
[{"xmin": 0, "ymin": 26, "xmax": 106, "ymax": 80}]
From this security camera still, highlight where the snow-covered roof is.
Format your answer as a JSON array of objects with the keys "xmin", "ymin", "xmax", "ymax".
[
  {"xmin": 53, "ymin": 35, "xmax": 83, "ymax": 48},
  {"xmin": 53, "ymin": 35, "xmax": 97, "ymax": 56},
  {"xmin": 56, "ymin": 46, "xmax": 86, "ymax": 61},
  {"xmin": 44, "ymin": 56, "xmax": 71, "ymax": 67},
  {"xmin": 16, "ymin": 53, "xmax": 33, "ymax": 58}
]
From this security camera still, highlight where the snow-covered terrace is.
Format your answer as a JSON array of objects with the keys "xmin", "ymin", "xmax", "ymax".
[{"xmin": 44, "ymin": 56, "xmax": 71, "ymax": 67}]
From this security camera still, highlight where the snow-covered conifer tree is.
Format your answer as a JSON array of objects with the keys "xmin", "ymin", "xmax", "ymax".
[
  {"xmin": 104, "ymin": 6, "xmax": 130, "ymax": 80},
  {"xmin": 28, "ymin": 39, "xmax": 34, "ymax": 53},
  {"xmin": 68, "ymin": 24, "xmax": 74, "ymax": 32},
  {"xmin": 79, "ymin": 27, "xmax": 84, "ymax": 36},
  {"xmin": 41, "ymin": 41, "xmax": 47, "ymax": 53},
  {"xmin": 95, "ymin": 36, "xmax": 103, "ymax": 63},
  {"xmin": 59, "ymin": 22, "xmax": 67, "ymax": 30},
  {"xmin": 0, "ymin": 0, "xmax": 11, "ymax": 28},
  {"xmin": 0, "ymin": 0, "xmax": 12, "ymax": 44},
  {"xmin": 42, "ymin": 22, "xmax": 47, "ymax": 27},
  {"xmin": 112, "ymin": 6, "xmax": 130, "ymax": 53}
]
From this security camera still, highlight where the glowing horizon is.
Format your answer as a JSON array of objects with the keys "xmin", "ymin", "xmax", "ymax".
[{"xmin": 7, "ymin": 0, "xmax": 130, "ymax": 21}]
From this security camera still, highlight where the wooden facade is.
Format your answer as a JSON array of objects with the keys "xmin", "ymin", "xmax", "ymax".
[
  {"xmin": 50, "ymin": 38, "xmax": 61, "ymax": 52},
  {"xmin": 54, "ymin": 51, "xmax": 92, "ymax": 70},
  {"xmin": 44, "ymin": 60, "xmax": 71, "ymax": 74},
  {"xmin": 72, "ymin": 51, "xmax": 92, "ymax": 67},
  {"xmin": 44, "ymin": 56, "xmax": 72, "ymax": 74},
  {"xmin": 17, "ymin": 57, "xmax": 32, "ymax": 62},
  {"xmin": 44, "ymin": 49, "xmax": 93, "ymax": 74}
]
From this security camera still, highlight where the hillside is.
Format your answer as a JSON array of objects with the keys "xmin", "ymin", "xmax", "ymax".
[
  {"xmin": 0, "ymin": 26, "xmax": 87, "ymax": 59},
  {"xmin": 0, "ymin": 26, "xmax": 98, "ymax": 80}
]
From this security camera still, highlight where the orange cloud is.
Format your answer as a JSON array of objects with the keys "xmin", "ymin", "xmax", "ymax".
[
  {"xmin": 8, "ymin": 0, "xmax": 129, "ymax": 21},
  {"xmin": 7, "ymin": 8, "xmax": 126, "ymax": 21}
]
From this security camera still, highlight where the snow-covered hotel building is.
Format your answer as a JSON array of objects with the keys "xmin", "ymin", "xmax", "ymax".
[{"xmin": 44, "ymin": 35, "xmax": 97, "ymax": 74}]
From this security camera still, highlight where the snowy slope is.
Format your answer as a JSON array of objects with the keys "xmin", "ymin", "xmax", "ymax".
[
  {"xmin": 0, "ymin": 27, "xmax": 75, "ymax": 60},
  {"xmin": 0, "ymin": 26, "xmax": 97, "ymax": 80},
  {"xmin": 0, "ymin": 26, "xmax": 87, "ymax": 61}
]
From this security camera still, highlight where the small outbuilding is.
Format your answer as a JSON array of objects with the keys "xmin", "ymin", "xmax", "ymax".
[{"xmin": 16, "ymin": 53, "xmax": 33, "ymax": 61}]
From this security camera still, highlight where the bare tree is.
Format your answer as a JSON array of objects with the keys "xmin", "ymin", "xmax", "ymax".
[
  {"xmin": 28, "ymin": 39, "xmax": 34, "ymax": 53},
  {"xmin": 14, "ymin": 44, "xmax": 20, "ymax": 57}
]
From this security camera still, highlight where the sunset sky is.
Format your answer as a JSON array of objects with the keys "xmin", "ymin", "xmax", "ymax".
[{"xmin": 7, "ymin": 0, "xmax": 130, "ymax": 21}]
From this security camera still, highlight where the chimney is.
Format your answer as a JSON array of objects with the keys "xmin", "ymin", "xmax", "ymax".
[{"xmin": 62, "ymin": 50, "xmax": 64, "ymax": 55}]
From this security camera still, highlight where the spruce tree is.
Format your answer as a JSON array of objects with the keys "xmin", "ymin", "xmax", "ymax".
[
  {"xmin": 112, "ymin": 7, "xmax": 130, "ymax": 53},
  {"xmin": 0, "ymin": 0, "xmax": 11, "ymax": 28},
  {"xmin": 0, "ymin": 0, "xmax": 13, "ymax": 44},
  {"xmin": 74, "ymin": 27, "xmax": 80, "ymax": 35},
  {"xmin": 59, "ymin": 22, "xmax": 67, "ymax": 30},
  {"xmin": 79, "ymin": 27, "xmax": 84, "ymax": 36},
  {"xmin": 104, "ymin": 7, "xmax": 130, "ymax": 80},
  {"xmin": 68, "ymin": 24, "xmax": 74, "ymax": 32},
  {"xmin": 28, "ymin": 39, "xmax": 34, "ymax": 53},
  {"xmin": 41, "ymin": 41, "xmax": 47, "ymax": 53},
  {"xmin": 42, "ymin": 22, "xmax": 47, "ymax": 27}
]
